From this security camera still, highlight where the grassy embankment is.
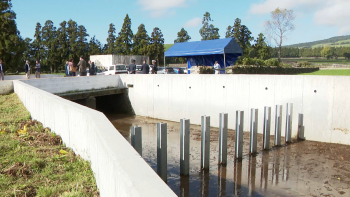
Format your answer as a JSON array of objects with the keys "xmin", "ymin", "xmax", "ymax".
[
  {"xmin": 282, "ymin": 57, "xmax": 350, "ymax": 65},
  {"xmin": 0, "ymin": 94, "xmax": 99, "ymax": 197},
  {"xmin": 299, "ymin": 69, "xmax": 350, "ymax": 76}
]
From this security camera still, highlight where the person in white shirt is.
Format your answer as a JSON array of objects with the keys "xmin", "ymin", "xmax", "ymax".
[
  {"xmin": 0, "ymin": 59, "xmax": 4, "ymax": 81},
  {"xmin": 25, "ymin": 60, "xmax": 31, "ymax": 79},
  {"xmin": 214, "ymin": 61, "xmax": 220, "ymax": 74}
]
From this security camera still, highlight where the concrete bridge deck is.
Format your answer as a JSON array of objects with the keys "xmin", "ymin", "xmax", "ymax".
[{"xmin": 55, "ymin": 87, "xmax": 127, "ymax": 101}]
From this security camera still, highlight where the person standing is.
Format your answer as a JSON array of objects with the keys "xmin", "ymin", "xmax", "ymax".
[
  {"xmin": 77, "ymin": 56, "xmax": 87, "ymax": 76},
  {"xmin": 65, "ymin": 61, "xmax": 70, "ymax": 77},
  {"xmin": 88, "ymin": 60, "xmax": 97, "ymax": 75},
  {"xmin": 0, "ymin": 59, "xmax": 4, "ymax": 81},
  {"xmin": 151, "ymin": 60, "xmax": 158, "ymax": 74},
  {"xmin": 69, "ymin": 58, "xmax": 76, "ymax": 76},
  {"xmin": 141, "ymin": 60, "xmax": 149, "ymax": 74},
  {"xmin": 34, "ymin": 60, "xmax": 41, "ymax": 78},
  {"xmin": 25, "ymin": 60, "xmax": 31, "ymax": 79},
  {"xmin": 214, "ymin": 61, "xmax": 220, "ymax": 74},
  {"xmin": 128, "ymin": 59, "xmax": 136, "ymax": 74}
]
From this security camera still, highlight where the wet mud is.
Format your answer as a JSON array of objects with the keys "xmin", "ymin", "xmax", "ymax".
[{"xmin": 107, "ymin": 114, "xmax": 350, "ymax": 197}]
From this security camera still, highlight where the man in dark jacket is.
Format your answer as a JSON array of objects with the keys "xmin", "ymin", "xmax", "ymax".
[
  {"xmin": 77, "ymin": 56, "xmax": 87, "ymax": 76},
  {"xmin": 0, "ymin": 59, "xmax": 4, "ymax": 81},
  {"xmin": 141, "ymin": 60, "xmax": 149, "ymax": 74},
  {"xmin": 128, "ymin": 59, "xmax": 136, "ymax": 74},
  {"xmin": 151, "ymin": 60, "xmax": 158, "ymax": 74},
  {"xmin": 88, "ymin": 60, "xmax": 97, "ymax": 75}
]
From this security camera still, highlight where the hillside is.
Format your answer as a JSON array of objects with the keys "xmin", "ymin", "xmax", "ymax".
[
  {"xmin": 286, "ymin": 35, "xmax": 350, "ymax": 48},
  {"xmin": 164, "ymin": 44, "xmax": 174, "ymax": 51}
]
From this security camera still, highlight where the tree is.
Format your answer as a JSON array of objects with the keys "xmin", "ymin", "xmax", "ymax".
[
  {"xmin": 253, "ymin": 33, "xmax": 270, "ymax": 60},
  {"xmin": 321, "ymin": 46, "xmax": 334, "ymax": 60},
  {"xmin": 32, "ymin": 22, "xmax": 43, "ymax": 63},
  {"xmin": 89, "ymin": 36, "xmax": 102, "ymax": 55},
  {"xmin": 174, "ymin": 28, "xmax": 191, "ymax": 43},
  {"xmin": 105, "ymin": 23, "xmax": 116, "ymax": 54},
  {"xmin": 225, "ymin": 25, "xmax": 233, "ymax": 38},
  {"xmin": 265, "ymin": 8, "xmax": 296, "ymax": 61},
  {"xmin": 77, "ymin": 25, "xmax": 89, "ymax": 59},
  {"xmin": 0, "ymin": 0, "xmax": 24, "ymax": 72},
  {"xmin": 199, "ymin": 12, "xmax": 220, "ymax": 40},
  {"xmin": 115, "ymin": 14, "xmax": 133, "ymax": 55},
  {"xmin": 41, "ymin": 20, "xmax": 59, "ymax": 72},
  {"xmin": 226, "ymin": 18, "xmax": 253, "ymax": 56},
  {"xmin": 148, "ymin": 27, "xmax": 164, "ymax": 64},
  {"xmin": 67, "ymin": 19, "xmax": 79, "ymax": 62},
  {"xmin": 132, "ymin": 24, "xmax": 149, "ymax": 55},
  {"xmin": 57, "ymin": 21, "xmax": 69, "ymax": 68}
]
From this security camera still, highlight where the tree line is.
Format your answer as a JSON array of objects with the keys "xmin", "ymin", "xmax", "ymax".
[{"xmin": 270, "ymin": 46, "xmax": 350, "ymax": 59}]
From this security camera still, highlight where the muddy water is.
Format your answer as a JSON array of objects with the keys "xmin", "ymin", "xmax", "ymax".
[{"xmin": 107, "ymin": 114, "xmax": 350, "ymax": 197}]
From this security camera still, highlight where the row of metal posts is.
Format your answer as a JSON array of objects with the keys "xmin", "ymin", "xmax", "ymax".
[{"xmin": 130, "ymin": 103, "xmax": 305, "ymax": 182}]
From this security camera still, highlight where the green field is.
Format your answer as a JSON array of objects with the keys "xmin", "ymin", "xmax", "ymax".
[
  {"xmin": 299, "ymin": 69, "xmax": 350, "ymax": 76},
  {"xmin": 282, "ymin": 58, "xmax": 350, "ymax": 65},
  {"xmin": 164, "ymin": 44, "xmax": 174, "ymax": 51}
]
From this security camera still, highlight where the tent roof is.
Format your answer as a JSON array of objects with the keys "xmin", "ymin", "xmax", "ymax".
[{"xmin": 165, "ymin": 38, "xmax": 243, "ymax": 57}]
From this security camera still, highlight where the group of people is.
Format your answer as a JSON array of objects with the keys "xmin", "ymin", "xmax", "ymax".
[
  {"xmin": 64, "ymin": 56, "xmax": 97, "ymax": 77},
  {"xmin": 127, "ymin": 59, "xmax": 158, "ymax": 74},
  {"xmin": 24, "ymin": 60, "xmax": 41, "ymax": 79}
]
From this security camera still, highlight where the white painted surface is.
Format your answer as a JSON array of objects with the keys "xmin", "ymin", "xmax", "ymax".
[
  {"xmin": 4, "ymin": 74, "xmax": 63, "ymax": 80},
  {"xmin": 120, "ymin": 74, "xmax": 350, "ymax": 145},
  {"xmin": 19, "ymin": 75, "xmax": 123, "ymax": 94},
  {"xmin": 13, "ymin": 80, "xmax": 176, "ymax": 197},
  {"xmin": 0, "ymin": 80, "xmax": 13, "ymax": 94}
]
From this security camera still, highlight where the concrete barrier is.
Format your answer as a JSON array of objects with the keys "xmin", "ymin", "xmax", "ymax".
[
  {"xmin": 4, "ymin": 74, "xmax": 63, "ymax": 80},
  {"xmin": 119, "ymin": 74, "xmax": 350, "ymax": 145},
  {"xmin": 13, "ymin": 80, "xmax": 176, "ymax": 197},
  {"xmin": 0, "ymin": 81, "xmax": 13, "ymax": 95}
]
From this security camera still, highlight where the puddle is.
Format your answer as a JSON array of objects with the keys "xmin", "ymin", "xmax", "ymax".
[{"xmin": 107, "ymin": 114, "xmax": 350, "ymax": 197}]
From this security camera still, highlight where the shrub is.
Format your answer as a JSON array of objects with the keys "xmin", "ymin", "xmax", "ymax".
[
  {"xmin": 264, "ymin": 58, "xmax": 280, "ymax": 66},
  {"xmin": 297, "ymin": 61, "xmax": 311, "ymax": 67},
  {"xmin": 199, "ymin": 66, "xmax": 214, "ymax": 74}
]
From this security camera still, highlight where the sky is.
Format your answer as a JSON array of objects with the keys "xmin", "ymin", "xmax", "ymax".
[{"xmin": 11, "ymin": 0, "xmax": 350, "ymax": 46}]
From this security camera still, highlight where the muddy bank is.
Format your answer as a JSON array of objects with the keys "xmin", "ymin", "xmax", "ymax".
[{"xmin": 107, "ymin": 114, "xmax": 350, "ymax": 197}]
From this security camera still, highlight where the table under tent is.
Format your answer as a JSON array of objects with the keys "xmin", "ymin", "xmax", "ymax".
[{"xmin": 164, "ymin": 38, "xmax": 243, "ymax": 74}]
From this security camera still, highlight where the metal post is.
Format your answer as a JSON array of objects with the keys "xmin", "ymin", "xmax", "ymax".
[
  {"xmin": 285, "ymin": 103, "xmax": 293, "ymax": 143},
  {"xmin": 263, "ymin": 107, "xmax": 271, "ymax": 150},
  {"xmin": 157, "ymin": 123, "xmax": 167, "ymax": 182},
  {"xmin": 235, "ymin": 111, "xmax": 244, "ymax": 159},
  {"xmin": 180, "ymin": 119, "xmax": 190, "ymax": 176},
  {"xmin": 130, "ymin": 126, "xmax": 135, "ymax": 147},
  {"xmin": 201, "ymin": 116, "xmax": 210, "ymax": 170},
  {"xmin": 219, "ymin": 113, "xmax": 228, "ymax": 165},
  {"xmin": 298, "ymin": 113, "xmax": 305, "ymax": 140},
  {"xmin": 250, "ymin": 109, "xmax": 258, "ymax": 154},
  {"xmin": 224, "ymin": 53, "xmax": 226, "ymax": 74},
  {"xmin": 131, "ymin": 127, "xmax": 142, "ymax": 156},
  {"xmin": 274, "ymin": 105, "xmax": 282, "ymax": 146}
]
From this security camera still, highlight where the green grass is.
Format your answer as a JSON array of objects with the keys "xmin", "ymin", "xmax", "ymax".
[
  {"xmin": 282, "ymin": 58, "xmax": 350, "ymax": 65},
  {"xmin": 299, "ymin": 69, "xmax": 350, "ymax": 76},
  {"xmin": 0, "ymin": 94, "xmax": 99, "ymax": 197},
  {"xmin": 164, "ymin": 44, "xmax": 174, "ymax": 51}
]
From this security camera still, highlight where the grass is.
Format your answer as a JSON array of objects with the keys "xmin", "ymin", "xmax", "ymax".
[
  {"xmin": 0, "ymin": 94, "xmax": 99, "ymax": 197},
  {"xmin": 299, "ymin": 69, "xmax": 350, "ymax": 76},
  {"xmin": 164, "ymin": 44, "xmax": 174, "ymax": 51},
  {"xmin": 282, "ymin": 58, "xmax": 350, "ymax": 65}
]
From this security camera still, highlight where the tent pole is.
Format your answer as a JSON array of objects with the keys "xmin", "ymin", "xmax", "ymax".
[
  {"xmin": 224, "ymin": 53, "xmax": 226, "ymax": 74},
  {"xmin": 164, "ymin": 54, "xmax": 166, "ymax": 70}
]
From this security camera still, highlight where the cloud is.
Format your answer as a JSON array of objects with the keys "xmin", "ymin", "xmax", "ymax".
[
  {"xmin": 250, "ymin": 0, "xmax": 350, "ymax": 35},
  {"xmin": 184, "ymin": 17, "xmax": 201, "ymax": 28},
  {"xmin": 137, "ymin": 0, "xmax": 188, "ymax": 18}
]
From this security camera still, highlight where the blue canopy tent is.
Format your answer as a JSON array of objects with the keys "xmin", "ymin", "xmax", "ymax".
[{"xmin": 164, "ymin": 38, "xmax": 243, "ymax": 74}]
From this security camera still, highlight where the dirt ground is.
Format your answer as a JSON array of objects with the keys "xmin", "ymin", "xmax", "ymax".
[{"xmin": 108, "ymin": 114, "xmax": 350, "ymax": 197}]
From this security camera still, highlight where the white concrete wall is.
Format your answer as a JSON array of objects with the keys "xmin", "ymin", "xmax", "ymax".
[
  {"xmin": 119, "ymin": 74, "xmax": 350, "ymax": 145},
  {"xmin": 13, "ymin": 80, "xmax": 176, "ymax": 197},
  {"xmin": 90, "ymin": 54, "xmax": 113, "ymax": 68},
  {"xmin": 0, "ymin": 81, "xmax": 13, "ymax": 95},
  {"xmin": 19, "ymin": 75, "xmax": 123, "ymax": 94},
  {"xmin": 4, "ymin": 74, "xmax": 63, "ymax": 80}
]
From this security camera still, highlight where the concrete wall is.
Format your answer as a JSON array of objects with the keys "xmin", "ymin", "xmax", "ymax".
[
  {"xmin": 13, "ymin": 79, "xmax": 176, "ymax": 197},
  {"xmin": 4, "ymin": 74, "xmax": 63, "ymax": 80},
  {"xmin": 90, "ymin": 54, "xmax": 150, "ymax": 68},
  {"xmin": 0, "ymin": 81, "xmax": 13, "ymax": 95},
  {"xmin": 119, "ymin": 74, "xmax": 350, "ymax": 145}
]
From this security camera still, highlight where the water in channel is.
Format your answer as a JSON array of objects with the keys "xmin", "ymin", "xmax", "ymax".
[{"xmin": 106, "ymin": 113, "xmax": 350, "ymax": 197}]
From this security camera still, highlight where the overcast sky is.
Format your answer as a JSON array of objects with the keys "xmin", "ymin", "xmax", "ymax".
[{"xmin": 12, "ymin": 0, "xmax": 350, "ymax": 46}]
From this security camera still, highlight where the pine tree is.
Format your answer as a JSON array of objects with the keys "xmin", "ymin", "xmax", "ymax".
[
  {"xmin": 22, "ymin": 38, "xmax": 33, "ymax": 64},
  {"xmin": 77, "ymin": 25, "xmax": 89, "ymax": 59},
  {"xmin": 105, "ymin": 23, "xmax": 116, "ymax": 54},
  {"xmin": 41, "ymin": 20, "xmax": 59, "ymax": 72},
  {"xmin": 32, "ymin": 22, "xmax": 43, "ymax": 63},
  {"xmin": 253, "ymin": 33, "xmax": 270, "ymax": 60},
  {"xmin": 225, "ymin": 25, "xmax": 233, "ymax": 38},
  {"xmin": 132, "ymin": 23, "xmax": 149, "ymax": 55},
  {"xmin": 57, "ymin": 21, "xmax": 69, "ymax": 68},
  {"xmin": 67, "ymin": 19, "xmax": 79, "ymax": 62},
  {"xmin": 0, "ymin": 0, "xmax": 24, "ymax": 72},
  {"xmin": 199, "ymin": 12, "xmax": 220, "ymax": 41},
  {"xmin": 115, "ymin": 14, "xmax": 133, "ymax": 55},
  {"xmin": 232, "ymin": 18, "xmax": 241, "ymax": 43},
  {"xmin": 89, "ymin": 36, "xmax": 102, "ymax": 55},
  {"xmin": 174, "ymin": 28, "xmax": 191, "ymax": 43},
  {"xmin": 148, "ymin": 27, "xmax": 164, "ymax": 64},
  {"xmin": 227, "ymin": 18, "xmax": 254, "ymax": 57}
]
